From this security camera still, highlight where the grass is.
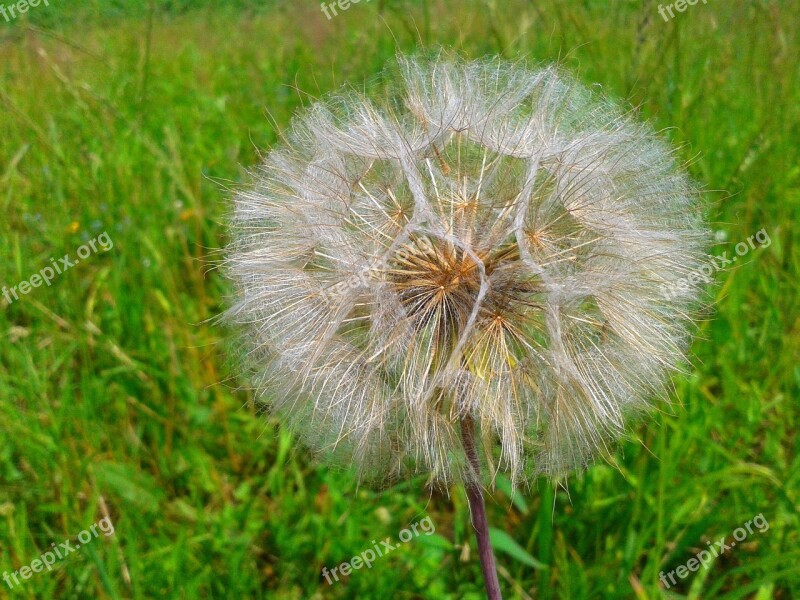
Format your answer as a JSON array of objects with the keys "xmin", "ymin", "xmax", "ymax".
[{"xmin": 0, "ymin": 0, "xmax": 798, "ymax": 598}]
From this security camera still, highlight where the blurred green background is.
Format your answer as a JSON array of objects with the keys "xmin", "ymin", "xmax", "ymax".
[{"xmin": 1, "ymin": 0, "xmax": 798, "ymax": 598}]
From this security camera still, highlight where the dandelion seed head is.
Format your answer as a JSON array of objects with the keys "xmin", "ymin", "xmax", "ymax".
[{"xmin": 226, "ymin": 55, "xmax": 709, "ymax": 487}]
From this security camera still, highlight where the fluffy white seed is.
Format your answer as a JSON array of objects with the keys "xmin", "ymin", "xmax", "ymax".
[{"xmin": 225, "ymin": 55, "xmax": 708, "ymax": 487}]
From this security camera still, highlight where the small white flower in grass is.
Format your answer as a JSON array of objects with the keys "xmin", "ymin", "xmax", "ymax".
[{"xmin": 225, "ymin": 55, "xmax": 709, "ymax": 597}]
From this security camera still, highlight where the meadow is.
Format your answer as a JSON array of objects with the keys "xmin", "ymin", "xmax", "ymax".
[{"xmin": 0, "ymin": 0, "xmax": 798, "ymax": 598}]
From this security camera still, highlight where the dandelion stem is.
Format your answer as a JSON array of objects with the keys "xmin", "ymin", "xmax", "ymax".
[{"xmin": 460, "ymin": 416, "xmax": 503, "ymax": 600}]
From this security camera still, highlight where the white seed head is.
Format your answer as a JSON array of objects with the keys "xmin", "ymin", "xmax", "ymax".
[{"xmin": 225, "ymin": 55, "xmax": 709, "ymax": 487}]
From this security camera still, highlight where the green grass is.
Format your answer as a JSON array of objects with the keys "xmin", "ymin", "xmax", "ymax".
[{"xmin": 0, "ymin": 0, "xmax": 798, "ymax": 598}]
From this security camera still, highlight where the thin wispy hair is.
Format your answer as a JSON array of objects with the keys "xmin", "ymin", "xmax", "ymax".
[{"xmin": 225, "ymin": 54, "xmax": 708, "ymax": 488}]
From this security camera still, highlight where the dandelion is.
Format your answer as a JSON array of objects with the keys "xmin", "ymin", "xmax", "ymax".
[{"xmin": 225, "ymin": 55, "xmax": 708, "ymax": 598}]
